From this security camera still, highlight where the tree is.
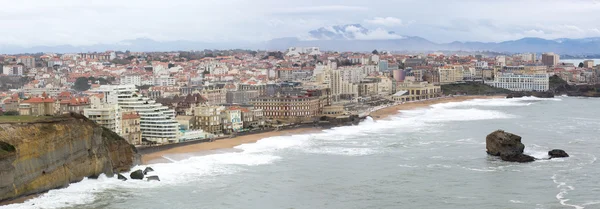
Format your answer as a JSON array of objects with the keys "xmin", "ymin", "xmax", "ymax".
[
  {"xmin": 579, "ymin": 62, "xmax": 584, "ymax": 68},
  {"xmin": 73, "ymin": 77, "xmax": 91, "ymax": 91},
  {"xmin": 3, "ymin": 111, "xmax": 19, "ymax": 116},
  {"xmin": 372, "ymin": 50, "xmax": 379, "ymax": 55}
]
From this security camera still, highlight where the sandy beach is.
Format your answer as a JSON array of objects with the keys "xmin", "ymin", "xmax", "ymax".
[
  {"xmin": 369, "ymin": 95, "xmax": 505, "ymax": 120},
  {"xmin": 141, "ymin": 95, "xmax": 505, "ymax": 164},
  {"xmin": 141, "ymin": 127, "xmax": 321, "ymax": 164}
]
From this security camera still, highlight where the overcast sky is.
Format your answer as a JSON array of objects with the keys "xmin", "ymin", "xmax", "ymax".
[{"xmin": 2, "ymin": 0, "xmax": 600, "ymax": 46}]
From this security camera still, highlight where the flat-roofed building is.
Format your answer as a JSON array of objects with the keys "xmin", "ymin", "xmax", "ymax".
[{"xmin": 392, "ymin": 82, "xmax": 442, "ymax": 102}]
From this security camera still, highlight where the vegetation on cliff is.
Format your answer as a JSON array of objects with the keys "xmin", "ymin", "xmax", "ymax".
[
  {"xmin": 549, "ymin": 75, "xmax": 600, "ymax": 97},
  {"xmin": 0, "ymin": 141, "xmax": 15, "ymax": 158},
  {"xmin": 441, "ymin": 82, "xmax": 512, "ymax": 95}
]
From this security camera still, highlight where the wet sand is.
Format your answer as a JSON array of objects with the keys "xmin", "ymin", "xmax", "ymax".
[
  {"xmin": 141, "ymin": 128, "xmax": 321, "ymax": 164},
  {"xmin": 369, "ymin": 95, "xmax": 505, "ymax": 120}
]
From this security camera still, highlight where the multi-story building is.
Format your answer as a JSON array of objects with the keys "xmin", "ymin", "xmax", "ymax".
[
  {"xmin": 584, "ymin": 60, "xmax": 594, "ymax": 68},
  {"xmin": 121, "ymin": 74, "xmax": 142, "ymax": 86},
  {"xmin": 17, "ymin": 56, "xmax": 35, "ymax": 69},
  {"xmin": 194, "ymin": 105, "xmax": 224, "ymax": 135},
  {"xmin": 18, "ymin": 95, "xmax": 56, "ymax": 116},
  {"xmin": 357, "ymin": 78, "xmax": 380, "ymax": 97},
  {"xmin": 222, "ymin": 108, "xmax": 243, "ymax": 133},
  {"xmin": 201, "ymin": 87, "xmax": 227, "ymax": 105},
  {"xmin": 438, "ymin": 66, "xmax": 464, "ymax": 84},
  {"xmin": 59, "ymin": 97, "xmax": 90, "ymax": 114},
  {"xmin": 485, "ymin": 72, "xmax": 549, "ymax": 92},
  {"xmin": 89, "ymin": 85, "xmax": 179, "ymax": 143},
  {"xmin": 2, "ymin": 65, "xmax": 23, "ymax": 76},
  {"xmin": 226, "ymin": 90, "xmax": 260, "ymax": 104},
  {"xmin": 84, "ymin": 103, "xmax": 121, "ymax": 135},
  {"xmin": 392, "ymin": 82, "xmax": 442, "ymax": 102},
  {"xmin": 21, "ymin": 87, "xmax": 62, "ymax": 97},
  {"xmin": 378, "ymin": 60, "xmax": 389, "ymax": 72},
  {"xmin": 542, "ymin": 53, "xmax": 560, "ymax": 66},
  {"xmin": 154, "ymin": 75, "xmax": 176, "ymax": 86},
  {"xmin": 121, "ymin": 112, "xmax": 142, "ymax": 145},
  {"xmin": 249, "ymin": 94, "xmax": 321, "ymax": 121}
]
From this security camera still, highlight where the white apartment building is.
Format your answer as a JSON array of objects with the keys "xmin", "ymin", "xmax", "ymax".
[
  {"xmin": 84, "ymin": 103, "xmax": 121, "ymax": 135},
  {"xmin": 121, "ymin": 74, "xmax": 142, "ymax": 86},
  {"xmin": 485, "ymin": 73, "xmax": 549, "ymax": 92},
  {"xmin": 154, "ymin": 75, "xmax": 176, "ymax": 86},
  {"xmin": 89, "ymin": 85, "xmax": 179, "ymax": 143},
  {"xmin": 329, "ymin": 69, "xmax": 358, "ymax": 101},
  {"xmin": 2, "ymin": 65, "xmax": 23, "ymax": 76}
]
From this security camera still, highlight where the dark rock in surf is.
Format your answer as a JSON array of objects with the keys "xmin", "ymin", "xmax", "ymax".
[
  {"xmin": 486, "ymin": 130, "xmax": 536, "ymax": 163},
  {"xmin": 117, "ymin": 174, "xmax": 127, "ymax": 181},
  {"xmin": 146, "ymin": 175, "xmax": 160, "ymax": 182},
  {"xmin": 130, "ymin": 169, "xmax": 144, "ymax": 180},
  {"xmin": 500, "ymin": 153, "xmax": 536, "ymax": 163},
  {"xmin": 143, "ymin": 167, "xmax": 154, "ymax": 175},
  {"xmin": 548, "ymin": 149, "xmax": 569, "ymax": 158},
  {"xmin": 486, "ymin": 130, "xmax": 525, "ymax": 156}
]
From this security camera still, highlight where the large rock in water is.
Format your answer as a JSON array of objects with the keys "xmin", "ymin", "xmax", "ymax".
[
  {"xmin": 486, "ymin": 130, "xmax": 535, "ymax": 163},
  {"xmin": 130, "ymin": 169, "xmax": 144, "ymax": 180},
  {"xmin": 0, "ymin": 113, "xmax": 139, "ymax": 202},
  {"xmin": 486, "ymin": 130, "xmax": 525, "ymax": 156},
  {"xmin": 548, "ymin": 149, "xmax": 569, "ymax": 158}
]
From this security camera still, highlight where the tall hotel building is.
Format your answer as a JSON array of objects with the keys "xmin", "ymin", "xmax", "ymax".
[{"xmin": 89, "ymin": 85, "xmax": 179, "ymax": 143}]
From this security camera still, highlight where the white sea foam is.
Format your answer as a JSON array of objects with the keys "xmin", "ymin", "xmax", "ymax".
[
  {"xmin": 431, "ymin": 98, "xmax": 533, "ymax": 108},
  {"xmin": 304, "ymin": 147, "xmax": 379, "ymax": 156},
  {"xmin": 552, "ymin": 174, "xmax": 584, "ymax": 209},
  {"xmin": 1, "ymin": 133, "xmax": 308, "ymax": 209}
]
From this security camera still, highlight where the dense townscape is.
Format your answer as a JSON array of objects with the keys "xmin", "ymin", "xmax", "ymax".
[{"xmin": 0, "ymin": 48, "xmax": 595, "ymax": 145}]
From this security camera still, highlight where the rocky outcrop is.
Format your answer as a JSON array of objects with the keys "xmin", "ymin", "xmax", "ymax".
[
  {"xmin": 0, "ymin": 113, "xmax": 138, "ymax": 202},
  {"xmin": 548, "ymin": 149, "xmax": 569, "ymax": 158},
  {"xmin": 486, "ymin": 130, "xmax": 525, "ymax": 156},
  {"xmin": 130, "ymin": 169, "xmax": 144, "ymax": 180},
  {"xmin": 146, "ymin": 175, "xmax": 160, "ymax": 182},
  {"xmin": 117, "ymin": 174, "xmax": 128, "ymax": 181},
  {"xmin": 143, "ymin": 167, "xmax": 154, "ymax": 175},
  {"xmin": 486, "ymin": 130, "xmax": 535, "ymax": 163}
]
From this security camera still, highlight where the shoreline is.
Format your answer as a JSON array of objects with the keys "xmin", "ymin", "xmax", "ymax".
[
  {"xmin": 0, "ymin": 95, "xmax": 505, "ymax": 206},
  {"xmin": 141, "ymin": 95, "xmax": 504, "ymax": 164},
  {"xmin": 369, "ymin": 95, "xmax": 505, "ymax": 120}
]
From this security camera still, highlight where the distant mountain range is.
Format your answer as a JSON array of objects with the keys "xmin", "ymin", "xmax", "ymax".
[{"xmin": 3, "ymin": 24, "xmax": 600, "ymax": 55}]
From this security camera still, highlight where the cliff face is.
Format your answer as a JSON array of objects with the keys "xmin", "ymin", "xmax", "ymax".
[{"xmin": 0, "ymin": 114, "xmax": 138, "ymax": 202}]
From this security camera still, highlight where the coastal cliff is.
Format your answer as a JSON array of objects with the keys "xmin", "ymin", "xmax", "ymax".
[{"xmin": 0, "ymin": 113, "xmax": 138, "ymax": 202}]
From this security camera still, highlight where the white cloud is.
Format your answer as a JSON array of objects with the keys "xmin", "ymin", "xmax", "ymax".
[
  {"xmin": 2, "ymin": 0, "xmax": 600, "ymax": 46},
  {"xmin": 273, "ymin": 5, "xmax": 368, "ymax": 14},
  {"xmin": 354, "ymin": 28, "xmax": 404, "ymax": 40},
  {"xmin": 364, "ymin": 17, "xmax": 406, "ymax": 26}
]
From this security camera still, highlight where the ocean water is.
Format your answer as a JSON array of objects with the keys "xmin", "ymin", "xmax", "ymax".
[{"xmin": 3, "ymin": 97, "xmax": 600, "ymax": 209}]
